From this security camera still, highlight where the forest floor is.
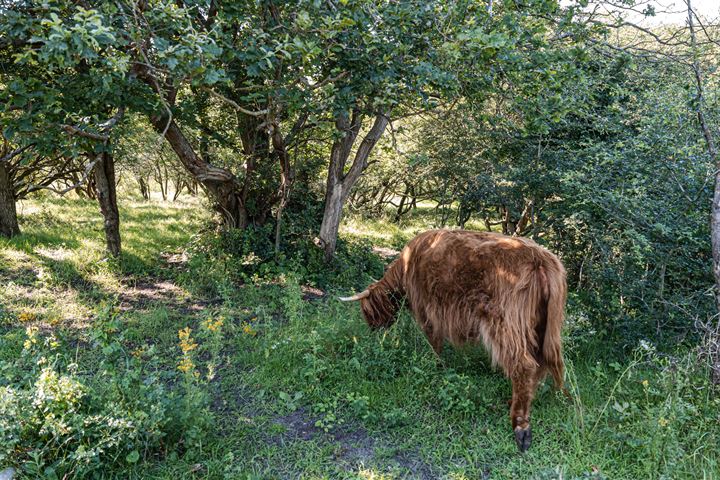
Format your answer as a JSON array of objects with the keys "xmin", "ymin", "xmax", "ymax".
[{"xmin": 1, "ymin": 196, "xmax": 718, "ymax": 479}]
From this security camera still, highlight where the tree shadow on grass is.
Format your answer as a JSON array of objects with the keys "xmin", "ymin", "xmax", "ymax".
[
  {"xmin": 118, "ymin": 249, "xmax": 178, "ymax": 277},
  {"xmin": 1, "ymin": 231, "xmax": 83, "ymax": 253}
]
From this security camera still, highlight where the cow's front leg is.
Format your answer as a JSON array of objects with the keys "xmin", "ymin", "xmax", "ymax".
[
  {"xmin": 418, "ymin": 316, "xmax": 444, "ymax": 357},
  {"xmin": 428, "ymin": 332, "xmax": 444, "ymax": 356},
  {"xmin": 509, "ymin": 365, "xmax": 541, "ymax": 452}
]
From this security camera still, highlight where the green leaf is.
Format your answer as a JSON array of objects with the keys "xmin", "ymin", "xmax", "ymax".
[{"xmin": 126, "ymin": 450, "xmax": 140, "ymax": 463}]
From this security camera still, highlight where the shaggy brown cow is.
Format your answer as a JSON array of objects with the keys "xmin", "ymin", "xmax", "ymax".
[{"xmin": 340, "ymin": 229, "xmax": 566, "ymax": 452}]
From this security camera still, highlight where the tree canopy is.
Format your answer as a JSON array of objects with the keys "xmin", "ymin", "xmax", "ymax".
[{"xmin": 1, "ymin": 0, "xmax": 719, "ymax": 344}]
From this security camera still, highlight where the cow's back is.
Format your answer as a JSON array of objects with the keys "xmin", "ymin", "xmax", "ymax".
[{"xmin": 400, "ymin": 229, "xmax": 560, "ymax": 345}]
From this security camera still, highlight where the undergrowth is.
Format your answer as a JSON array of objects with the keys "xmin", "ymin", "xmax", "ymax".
[{"xmin": 1, "ymin": 198, "xmax": 718, "ymax": 479}]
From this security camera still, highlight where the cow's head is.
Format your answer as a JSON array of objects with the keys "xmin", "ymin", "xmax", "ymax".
[{"xmin": 339, "ymin": 283, "xmax": 401, "ymax": 329}]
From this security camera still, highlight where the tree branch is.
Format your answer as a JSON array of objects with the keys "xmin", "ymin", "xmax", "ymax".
[
  {"xmin": 204, "ymin": 88, "xmax": 270, "ymax": 117},
  {"xmin": 343, "ymin": 113, "xmax": 389, "ymax": 192},
  {"xmin": 25, "ymin": 156, "xmax": 100, "ymax": 196},
  {"xmin": 61, "ymin": 124, "xmax": 109, "ymax": 142},
  {"xmin": 0, "ymin": 144, "xmax": 34, "ymax": 163}
]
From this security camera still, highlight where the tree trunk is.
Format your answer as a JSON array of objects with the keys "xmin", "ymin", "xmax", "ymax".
[
  {"xmin": 149, "ymin": 115, "xmax": 249, "ymax": 228},
  {"xmin": 514, "ymin": 200, "xmax": 534, "ymax": 236},
  {"xmin": 94, "ymin": 152, "xmax": 121, "ymax": 256},
  {"xmin": 138, "ymin": 177, "xmax": 150, "ymax": 200},
  {"xmin": 319, "ymin": 183, "xmax": 345, "ymax": 261},
  {"xmin": 319, "ymin": 111, "xmax": 389, "ymax": 261},
  {"xmin": 687, "ymin": 0, "xmax": 720, "ymax": 385},
  {"xmin": 394, "ymin": 183, "xmax": 409, "ymax": 223},
  {"xmin": 0, "ymin": 161, "xmax": 20, "ymax": 238},
  {"xmin": 270, "ymin": 122, "xmax": 294, "ymax": 252},
  {"xmin": 172, "ymin": 179, "xmax": 184, "ymax": 201},
  {"xmin": 84, "ymin": 178, "xmax": 97, "ymax": 200},
  {"xmin": 163, "ymin": 166, "xmax": 169, "ymax": 201},
  {"xmin": 500, "ymin": 206, "xmax": 510, "ymax": 235},
  {"xmin": 154, "ymin": 164, "xmax": 167, "ymax": 201}
]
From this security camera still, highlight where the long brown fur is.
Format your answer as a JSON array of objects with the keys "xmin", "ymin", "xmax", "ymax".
[{"xmin": 354, "ymin": 229, "xmax": 567, "ymax": 451}]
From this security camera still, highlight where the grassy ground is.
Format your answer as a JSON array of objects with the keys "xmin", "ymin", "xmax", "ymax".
[{"xmin": 1, "ymin": 197, "xmax": 719, "ymax": 479}]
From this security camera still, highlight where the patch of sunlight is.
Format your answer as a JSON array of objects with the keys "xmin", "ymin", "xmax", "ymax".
[
  {"xmin": 15, "ymin": 201, "xmax": 42, "ymax": 216},
  {"xmin": 88, "ymin": 270, "xmax": 123, "ymax": 292},
  {"xmin": 124, "ymin": 194, "xmax": 204, "ymax": 209},
  {"xmin": 447, "ymin": 473, "xmax": 471, "ymax": 480},
  {"xmin": 355, "ymin": 468, "xmax": 398, "ymax": 480},
  {"xmin": 44, "ymin": 289, "xmax": 93, "ymax": 328},
  {"xmin": 342, "ymin": 218, "xmax": 396, "ymax": 242},
  {"xmin": 78, "ymin": 237, "xmax": 104, "ymax": 253},
  {"xmin": 34, "ymin": 246, "xmax": 73, "ymax": 262},
  {"xmin": 0, "ymin": 247, "xmax": 33, "ymax": 264},
  {"xmin": 1, "ymin": 284, "xmax": 92, "ymax": 328},
  {"xmin": 2, "ymin": 283, "xmax": 40, "ymax": 304},
  {"xmin": 35, "ymin": 264, "xmax": 51, "ymax": 283}
]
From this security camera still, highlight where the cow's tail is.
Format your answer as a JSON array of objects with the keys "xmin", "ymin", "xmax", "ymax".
[{"xmin": 542, "ymin": 261, "xmax": 566, "ymax": 389}]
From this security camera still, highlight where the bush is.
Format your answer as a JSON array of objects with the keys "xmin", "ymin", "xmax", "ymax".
[
  {"xmin": 181, "ymin": 223, "xmax": 385, "ymax": 296},
  {"xmin": 0, "ymin": 306, "xmax": 213, "ymax": 478}
]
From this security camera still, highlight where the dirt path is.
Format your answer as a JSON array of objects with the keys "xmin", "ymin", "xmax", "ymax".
[{"xmin": 271, "ymin": 407, "xmax": 437, "ymax": 478}]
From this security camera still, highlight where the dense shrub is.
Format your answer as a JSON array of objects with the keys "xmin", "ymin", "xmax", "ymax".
[
  {"xmin": 181, "ymin": 222, "xmax": 385, "ymax": 296},
  {"xmin": 363, "ymin": 53, "xmax": 716, "ymax": 350},
  {"xmin": 0, "ymin": 306, "xmax": 213, "ymax": 478}
]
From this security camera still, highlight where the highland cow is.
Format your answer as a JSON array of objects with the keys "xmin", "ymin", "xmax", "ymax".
[{"xmin": 340, "ymin": 229, "xmax": 567, "ymax": 452}]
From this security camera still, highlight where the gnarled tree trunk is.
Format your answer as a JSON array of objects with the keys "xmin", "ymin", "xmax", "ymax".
[
  {"xmin": 94, "ymin": 152, "xmax": 121, "ymax": 256},
  {"xmin": 319, "ymin": 182, "xmax": 346, "ymax": 260},
  {"xmin": 0, "ymin": 161, "xmax": 20, "ymax": 238},
  {"xmin": 149, "ymin": 115, "xmax": 250, "ymax": 229},
  {"xmin": 319, "ymin": 111, "xmax": 389, "ymax": 261}
]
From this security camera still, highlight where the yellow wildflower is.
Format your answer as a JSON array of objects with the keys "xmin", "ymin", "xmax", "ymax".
[
  {"xmin": 658, "ymin": 417, "xmax": 669, "ymax": 427},
  {"xmin": 178, "ymin": 357, "xmax": 194, "ymax": 373},
  {"xmin": 131, "ymin": 347, "xmax": 145, "ymax": 359},
  {"xmin": 242, "ymin": 322, "xmax": 257, "ymax": 337},
  {"xmin": 23, "ymin": 326, "xmax": 40, "ymax": 350},
  {"xmin": 18, "ymin": 311, "xmax": 37, "ymax": 323},
  {"xmin": 641, "ymin": 380, "xmax": 649, "ymax": 388},
  {"xmin": 178, "ymin": 327, "xmax": 198, "ymax": 353},
  {"xmin": 203, "ymin": 316, "xmax": 224, "ymax": 333},
  {"xmin": 47, "ymin": 335, "xmax": 60, "ymax": 349}
]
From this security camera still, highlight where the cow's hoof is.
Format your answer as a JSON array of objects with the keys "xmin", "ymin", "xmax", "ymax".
[{"xmin": 514, "ymin": 426, "xmax": 532, "ymax": 452}]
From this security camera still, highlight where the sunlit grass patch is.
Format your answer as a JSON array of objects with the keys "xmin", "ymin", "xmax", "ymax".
[
  {"xmin": 0, "ymin": 283, "xmax": 93, "ymax": 329},
  {"xmin": 355, "ymin": 468, "xmax": 398, "ymax": 479},
  {"xmin": 2, "ymin": 196, "xmax": 207, "ymax": 282},
  {"xmin": 1, "ymin": 196, "xmax": 206, "ymax": 333},
  {"xmin": 342, "ymin": 203, "xmax": 492, "ymax": 250}
]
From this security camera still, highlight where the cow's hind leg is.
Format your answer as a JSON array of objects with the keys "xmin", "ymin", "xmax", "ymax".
[{"xmin": 510, "ymin": 364, "xmax": 542, "ymax": 452}]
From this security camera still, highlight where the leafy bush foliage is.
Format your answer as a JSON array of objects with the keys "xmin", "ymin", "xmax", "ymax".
[
  {"xmin": 361, "ymin": 53, "xmax": 715, "ymax": 349},
  {"xmin": 182, "ymin": 223, "xmax": 385, "ymax": 295},
  {"xmin": 0, "ymin": 306, "xmax": 213, "ymax": 477}
]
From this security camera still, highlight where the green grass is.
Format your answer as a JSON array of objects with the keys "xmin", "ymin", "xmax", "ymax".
[
  {"xmin": 0, "ymin": 196, "xmax": 204, "ymax": 325},
  {"xmin": 341, "ymin": 202, "xmax": 488, "ymax": 250},
  {"xmin": 1, "ymin": 197, "xmax": 719, "ymax": 479}
]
